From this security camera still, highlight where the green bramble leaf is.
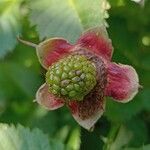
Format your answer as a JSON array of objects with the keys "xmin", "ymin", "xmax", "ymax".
[
  {"xmin": 0, "ymin": 123, "xmax": 65, "ymax": 150},
  {"xmin": 0, "ymin": 0, "xmax": 22, "ymax": 58},
  {"xmin": 72, "ymin": 0, "xmax": 110, "ymax": 28},
  {"xmin": 28, "ymin": 0, "xmax": 109, "ymax": 43},
  {"xmin": 125, "ymin": 118, "xmax": 148, "ymax": 147},
  {"xmin": 124, "ymin": 144, "xmax": 150, "ymax": 150},
  {"xmin": 105, "ymin": 97, "xmax": 143, "ymax": 122},
  {"xmin": 0, "ymin": 62, "xmax": 41, "ymax": 98},
  {"xmin": 131, "ymin": 0, "xmax": 145, "ymax": 6}
]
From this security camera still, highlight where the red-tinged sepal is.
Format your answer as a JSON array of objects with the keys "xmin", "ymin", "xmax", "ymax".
[
  {"xmin": 68, "ymin": 98, "xmax": 105, "ymax": 130},
  {"xmin": 36, "ymin": 83, "xmax": 64, "ymax": 110},
  {"xmin": 77, "ymin": 26, "xmax": 113, "ymax": 61},
  {"xmin": 37, "ymin": 38, "xmax": 73, "ymax": 69},
  {"xmin": 105, "ymin": 63, "xmax": 139, "ymax": 103}
]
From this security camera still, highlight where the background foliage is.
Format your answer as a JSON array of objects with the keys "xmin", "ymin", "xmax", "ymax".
[{"xmin": 0, "ymin": 0, "xmax": 150, "ymax": 149}]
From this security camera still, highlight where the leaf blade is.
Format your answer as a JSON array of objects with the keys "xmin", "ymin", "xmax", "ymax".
[
  {"xmin": 0, "ymin": 0, "xmax": 21, "ymax": 58},
  {"xmin": 0, "ymin": 124, "xmax": 65, "ymax": 150},
  {"xmin": 29, "ymin": 0, "xmax": 109, "ymax": 43}
]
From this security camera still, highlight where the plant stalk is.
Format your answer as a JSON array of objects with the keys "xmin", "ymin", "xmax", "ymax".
[{"xmin": 17, "ymin": 37, "xmax": 38, "ymax": 48}]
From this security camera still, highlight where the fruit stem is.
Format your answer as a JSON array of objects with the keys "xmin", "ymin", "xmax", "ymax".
[{"xmin": 17, "ymin": 37, "xmax": 38, "ymax": 48}]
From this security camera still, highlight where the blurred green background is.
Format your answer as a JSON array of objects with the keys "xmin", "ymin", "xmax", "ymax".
[{"xmin": 0, "ymin": 0, "xmax": 150, "ymax": 150}]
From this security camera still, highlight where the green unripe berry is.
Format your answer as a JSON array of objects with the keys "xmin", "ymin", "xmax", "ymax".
[{"xmin": 46, "ymin": 55, "xmax": 96, "ymax": 101}]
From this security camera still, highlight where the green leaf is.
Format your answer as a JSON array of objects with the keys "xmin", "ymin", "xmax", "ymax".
[
  {"xmin": 29, "ymin": 0, "xmax": 83, "ymax": 43},
  {"xmin": 124, "ymin": 144, "xmax": 150, "ymax": 150},
  {"xmin": 29, "ymin": 0, "xmax": 109, "ymax": 43},
  {"xmin": 30, "ymin": 108, "xmax": 58, "ymax": 136},
  {"xmin": 125, "ymin": 118, "xmax": 148, "ymax": 147},
  {"xmin": 72, "ymin": 0, "xmax": 109, "ymax": 28},
  {"xmin": 0, "ymin": 62, "xmax": 41, "ymax": 98},
  {"xmin": 139, "ymin": 89, "xmax": 150, "ymax": 110},
  {"xmin": 105, "ymin": 97, "xmax": 143, "ymax": 122},
  {"xmin": 0, "ymin": 123, "xmax": 58, "ymax": 150},
  {"xmin": 0, "ymin": 0, "xmax": 21, "ymax": 58},
  {"xmin": 49, "ymin": 139, "xmax": 65, "ymax": 150},
  {"xmin": 130, "ymin": 0, "xmax": 145, "ymax": 6}
]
